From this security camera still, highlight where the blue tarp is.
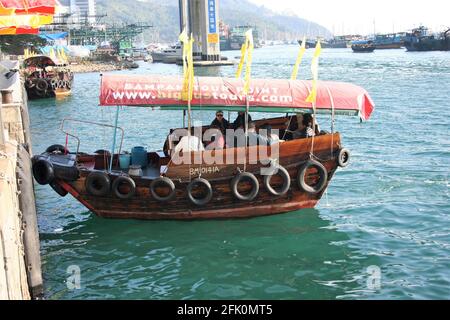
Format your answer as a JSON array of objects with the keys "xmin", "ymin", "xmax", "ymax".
[{"xmin": 39, "ymin": 32, "xmax": 68, "ymax": 41}]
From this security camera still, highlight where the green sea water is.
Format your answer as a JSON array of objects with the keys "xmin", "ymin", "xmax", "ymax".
[{"xmin": 29, "ymin": 46, "xmax": 450, "ymax": 299}]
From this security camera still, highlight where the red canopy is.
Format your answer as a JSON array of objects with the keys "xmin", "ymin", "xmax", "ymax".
[
  {"xmin": 0, "ymin": 0, "xmax": 56, "ymax": 15},
  {"xmin": 100, "ymin": 75, "xmax": 375, "ymax": 121}
]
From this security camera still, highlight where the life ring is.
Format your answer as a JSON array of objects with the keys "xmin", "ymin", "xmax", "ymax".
[
  {"xmin": 86, "ymin": 171, "xmax": 111, "ymax": 197},
  {"xmin": 263, "ymin": 165, "xmax": 291, "ymax": 196},
  {"xmin": 32, "ymin": 159, "xmax": 54, "ymax": 185},
  {"xmin": 337, "ymin": 148, "xmax": 351, "ymax": 168},
  {"xmin": 187, "ymin": 178, "xmax": 213, "ymax": 206},
  {"xmin": 230, "ymin": 172, "xmax": 259, "ymax": 201},
  {"xmin": 35, "ymin": 79, "xmax": 48, "ymax": 92},
  {"xmin": 66, "ymin": 81, "xmax": 72, "ymax": 90},
  {"xmin": 50, "ymin": 181, "xmax": 68, "ymax": 197},
  {"xmin": 112, "ymin": 176, "xmax": 136, "ymax": 199},
  {"xmin": 46, "ymin": 144, "xmax": 67, "ymax": 154},
  {"xmin": 150, "ymin": 177, "xmax": 176, "ymax": 202},
  {"xmin": 58, "ymin": 80, "xmax": 64, "ymax": 88},
  {"xmin": 297, "ymin": 160, "xmax": 328, "ymax": 194}
]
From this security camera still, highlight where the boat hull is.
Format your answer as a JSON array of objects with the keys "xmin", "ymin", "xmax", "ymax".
[
  {"xmin": 375, "ymin": 43, "xmax": 403, "ymax": 49},
  {"xmin": 25, "ymin": 79, "xmax": 73, "ymax": 99},
  {"xmin": 405, "ymin": 39, "xmax": 450, "ymax": 51},
  {"xmin": 38, "ymin": 132, "xmax": 343, "ymax": 221}
]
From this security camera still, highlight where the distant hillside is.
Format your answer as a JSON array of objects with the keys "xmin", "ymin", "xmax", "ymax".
[{"xmin": 96, "ymin": 0, "xmax": 332, "ymax": 42}]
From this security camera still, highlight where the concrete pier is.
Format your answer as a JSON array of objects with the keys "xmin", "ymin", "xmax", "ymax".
[{"xmin": 0, "ymin": 60, "xmax": 43, "ymax": 300}]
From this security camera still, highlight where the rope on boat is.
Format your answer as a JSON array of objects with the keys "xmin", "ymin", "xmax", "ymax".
[{"xmin": 325, "ymin": 85, "xmax": 336, "ymax": 156}]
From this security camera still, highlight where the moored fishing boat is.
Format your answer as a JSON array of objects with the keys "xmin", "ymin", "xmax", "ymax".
[
  {"xmin": 404, "ymin": 26, "xmax": 450, "ymax": 52},
  {"xmin": 22, "ymin": 55, "xmax": 73, "ymax": 99},
  {"xmin": 31, "ymin": 75, "xmax": 374, "ymax": 220}
]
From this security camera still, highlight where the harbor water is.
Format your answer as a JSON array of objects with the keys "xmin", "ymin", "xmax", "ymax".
[{"xmin": 29, "ymin": 46, "xmax": 449, "ymax": 299}]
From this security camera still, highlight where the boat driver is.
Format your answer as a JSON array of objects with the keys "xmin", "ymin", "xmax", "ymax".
[{"xmin": 210, "ymin": 110, "xmax": 230, "ymax": 134}]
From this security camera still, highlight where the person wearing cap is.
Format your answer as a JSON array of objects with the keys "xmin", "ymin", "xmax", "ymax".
[{"xmin": 210, "ymin": 110, "xmax": 230, "ymax": 134}]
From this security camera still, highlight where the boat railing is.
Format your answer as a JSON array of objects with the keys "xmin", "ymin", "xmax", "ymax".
[{"xmin": 60, "ymin": 118, "xmax": 124, "ymax": 160}]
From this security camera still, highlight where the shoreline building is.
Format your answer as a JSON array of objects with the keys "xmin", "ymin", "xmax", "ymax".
[{"xmin": 58, "ymin": 0, "xmax": 97, "ymax": 26}]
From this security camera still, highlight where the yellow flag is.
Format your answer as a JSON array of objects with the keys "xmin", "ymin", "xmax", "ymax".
[
  {"xmin": 236, "ymin": 40, "xmax": 248, "ymax": 79},
  {"xmin": 179, "ymin": 30, "xmax": 195, "ymax": 101},
  {"xmin": 235, "ymin": 29, "xmax": 254, "ymax": 95},
  {"xmin": 291, "ymin": 36, "xmax": 306, "ymax": 80},
  {"xmin": 49, "ymin": 47, "xmax": 56, "ymax": 60},
  {"xmin": 306, "ymin": 40, "xmax": 322, "ymax": 104},
  {"xmin": 62, "ymin": 49, "xmax": 68, "ymax": 62},
  {"xmin": 243, "ymin": 29, "xmax": 254, "ymax": 95}
]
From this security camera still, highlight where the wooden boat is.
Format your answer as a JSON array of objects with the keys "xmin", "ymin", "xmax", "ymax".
[
  {"xmin": 32, "ymin": 75, "xmax": 374, "ymax": 220},
  {"xmin": 22, "ymin": 55, "xmax": 73, "ymax": 99},
  {"xmin": 351, "ymin": 40, "xmax": 376, "ymax": 52}
]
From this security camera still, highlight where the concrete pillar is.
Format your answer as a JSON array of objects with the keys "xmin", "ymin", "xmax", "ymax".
[
  {"xmin": 181, "ymin": 0, "xmax": 221, "ymax": 61},
  {"xmin": 200, "ymin": 0, "xmax": 220, "ymax": 61},
  {"xmin": 179, "ymin": 0, "xmax": 189, "ymax": 33},
  {"xmin": 190, "ymin": 0, "xmax": 202, "ymax": 58}
]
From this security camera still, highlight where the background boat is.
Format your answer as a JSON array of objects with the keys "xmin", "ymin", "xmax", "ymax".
[
  {"xmin": 351, "ymin": 40, "xmax": 376, "ymax": 52},
  {"xmin": 22, "ymin": 55, "xmax": 73, "ymax": 100},
  {"xmin": 404, "ymin": 26, "xmax": 450, "ymax": 51}
]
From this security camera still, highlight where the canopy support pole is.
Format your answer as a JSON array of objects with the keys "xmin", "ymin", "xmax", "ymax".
[
  {"xmin": 109, "ymin": 106, "xmax": 120, "ymax": 172},
  {"xmin": 244, "ymin": 99, "xmax": 250, "ymax": 172}
]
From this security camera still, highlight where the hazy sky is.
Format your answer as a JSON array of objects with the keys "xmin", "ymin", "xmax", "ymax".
[{"xmin": 248, "ymin": 0, "xmax": 450, "ymax": 35}]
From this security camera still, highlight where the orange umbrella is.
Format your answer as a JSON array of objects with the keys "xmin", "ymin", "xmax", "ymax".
[
  {"xmin": 0, "ymin": 26, "xmax": 38, "ymax": 34},
  {"xmin": 0, "ymin": 0, "xmax": 56, "ymax": 15},
  {"xmin": 0, "ymin": 0, "xmax": 56, "ymax": 34}
]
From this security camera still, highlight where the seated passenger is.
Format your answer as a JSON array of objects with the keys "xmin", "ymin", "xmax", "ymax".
[
  {"xmin": 173, "ymin": 128, "xmax": 205, "ymax": 154},
  {"xmin": 210, "ymin": 110, "xmax": 230, "ymax": 134},
  {"xmin": 205, "ymin": 125, "xmax": 226, "ymax": 150},
  {"xmin": 233, "ymin": 111, "xmax": 252, "ymax": 130},
  {"xmin": 293, "ymin": 113, "xmax": 316, "ymax": 139}
]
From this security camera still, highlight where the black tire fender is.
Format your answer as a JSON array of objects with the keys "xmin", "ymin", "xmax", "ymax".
[
  {"xmin": 263, "ymin": 165, "xmax": 291, "ymax": 196},
  {"xmin": 53, "ymin": 165, "xmax": 79, "ymax": 182},
  {"xmin": 187, "ymin": 178, "xmax": 213, "ymax": 206},
  {"xmin": 150, "ymin": 177, "xmax": 176, "ymax": 202},
  {"xmin": 112, "ymin": 176, "xmax": 136, "ymax": 200},
  {"xmin": 297, "ymin": 160, "xmax": 328, "ymax": 194},
  {"xmin": 50, "ymin": 181, "xmax": 68, "ymax": 197},
  {"xmin": 32, "ymin": 159, "xmax": 54, "ymax": 185},
  {"xmin": 230, "ymin": 172, "xmax": 259, "ymax": 201},
  {"xmin": 337, "ymin": 148, "xmax": 351, "ymax": 168},
  {"xmin": 86, "ymin": 171, "xmax": 111, "ymax": 197}
]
